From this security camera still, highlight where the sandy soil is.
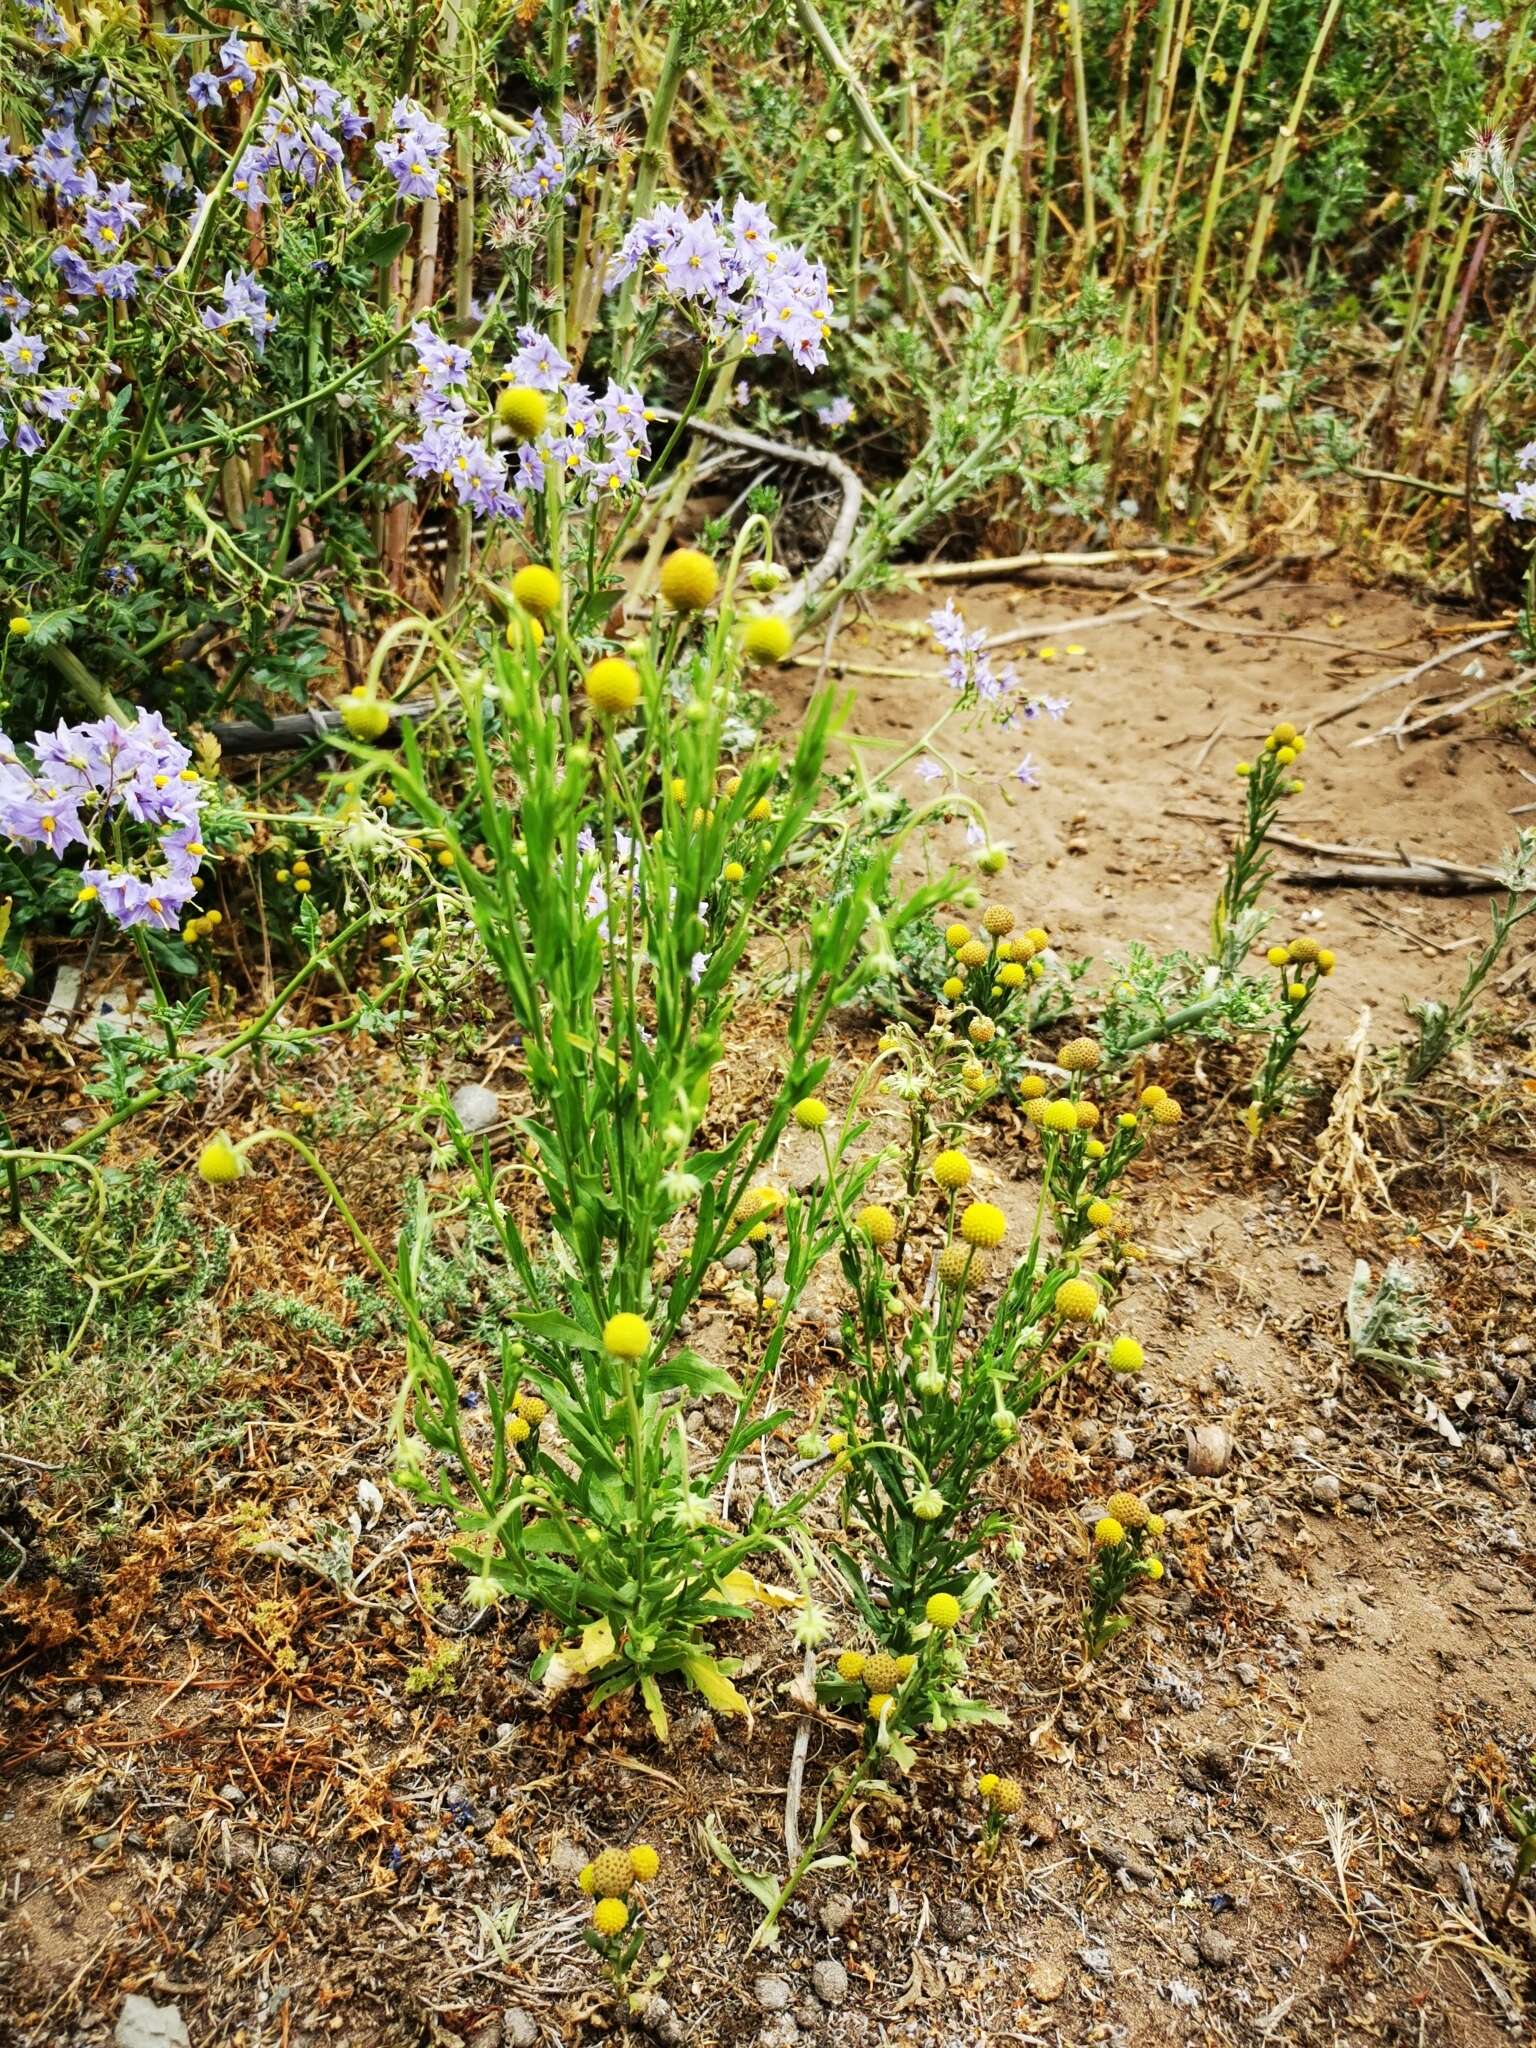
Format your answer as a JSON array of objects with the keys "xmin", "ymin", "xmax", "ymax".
[{"xmin": 3, "ymin": 571, "xmax": 1536, "ymax": 2048}]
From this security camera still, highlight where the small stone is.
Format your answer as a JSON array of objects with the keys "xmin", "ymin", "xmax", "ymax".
[
  {"xmin": 1196, "ymin": 1926, "xmax": 1237, "ymax": 1969},
  {"xmin": 1108, "ymin": 1430, "xmax": 1135, "ymax": 1463},
  {"xmin": 1310, "ymin": 1473, "xmax": 1340, "ymax": 1509},
  {"xmin": 450, "ymin": 1082, "xmax": 500, "ymax": 1132},
  {"xmin": 1027, "ymin": 1957, "xmax": 1067, "ymax": 2002},
  {"xmin": 502, "ymin": 2011, "xmax": 539, "ymax": 2048},
  {"xmin": 161, "ymin": 1818, "xmax": 197, "ymax": 1860},
  {"xmin": 754, "ymin": 1977, "xmax": 793, "ymax": 2014},
  {"xmin": 63, "ymin": 1690, "xmax": 89, "ymax": 1719},
  {"xmin": 818, "ymin": 1894, "xmax": 854, "ymax": 1936},
  {"xmin": 115, "ymin": 1997, "xmax": 190, "ymax": 2048},
  {"xmin": 1185, "ymin": 1424, "xmax": 1231, "ymax": 1477},
  {"xmin": 938, "ymin": 1898, "xmax": 977, "ymax": 1941},
  {"xmin": 217, "ymin": 1783, "xmax": 245, "ymax": 1808},
  {"xmin": 268, "ymin": 1840, "xmax": 306, "ymax": 1881},
  {"xmin": 810, "ymin": 1959, "xmax": 848, "ymax": 2006},
  {"xmin": 217, "ymin": 1827, "xmax": 256, "ymax": 1872},
  {"xmin": 634, "ymin": 1992, "xmax": 687, "ymax": 2045},
  {"xmin": 722, "ymin": 1247, "xmax": 753, "ymax": 1274},
  {"xmin": 1071, "ymin": 1418, "xmax": 1097, "ymax": 1450},
  {"xmin": 755, "ymin": 2020, "xmax": 798, "ymax": 2048},
  {"xmin": 1505, "ymin": 1336, "xmax": 1532, "ymax": 1358},
  {"xmin": 1479, "ymin": 1443, "xmax": 1508, "ymax": 1471},
  {"xmin": 1234, "ymin": 1662, "xmax": 1259, "ymax": 1689},
  {"xmin": 547, "ymin": 1834, "xmax": 588, "ymax": 1883}
]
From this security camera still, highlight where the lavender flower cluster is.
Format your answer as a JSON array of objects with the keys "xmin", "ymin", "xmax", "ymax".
[
  {"xmin": 503, "ymin": 109, "xmax": 572, "ymax": 203},
  {"xmin": 10, "ymin": 110, "xmax": 146, "ymax": 307},
  {"xmin": 610, "ymin": 197, "xmax": 833, "ymax": 371},
  {"xmin": 228, "ymin": 72, "xmax": 370, "ymax": 212},
  {"xmin": 928, "ymin": 602, "xmax": 1068, "ymax": 787},
  {"xmin": 1496, "ymin": 441, "xmax": 1536, "ymax": 522},
  {"xmin": 399, "ymin": 322, "xmax": 653, "ymax": 523},
  {"xmin": 0, "ymin": 711, "xmax": 209, "ymax": 931},
  {"xmin": 374, "ymin": 97, "xmax": 451, "ymax": 203}
]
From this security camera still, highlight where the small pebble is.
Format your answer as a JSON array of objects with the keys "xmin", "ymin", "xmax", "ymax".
[{"xmin": 811, "ymin": 1959, "xmax": 848, "ymax": 2006}]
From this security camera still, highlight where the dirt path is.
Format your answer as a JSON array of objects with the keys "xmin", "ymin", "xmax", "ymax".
[{"xmin": 3, "ymin": 577, "xmax": 1535, "ymax": 2048}]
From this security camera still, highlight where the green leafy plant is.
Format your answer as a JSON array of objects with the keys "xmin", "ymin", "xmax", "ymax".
[
  {"xmin": 1402, "ymin": 831, "xmax": 1536, "ymax": 1084},
  {"xmin": 1081, "ymin": 1491, "xmax": 1166, "ymax": 1657},
  {"xmin": 1212, "ymin": 721, "xmax": 1308, "ymax": 973}
]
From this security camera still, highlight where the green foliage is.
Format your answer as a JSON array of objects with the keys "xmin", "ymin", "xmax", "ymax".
[{"xmin": 0, "ymin": 1164, "xmax": 239, "ymax": 1518}]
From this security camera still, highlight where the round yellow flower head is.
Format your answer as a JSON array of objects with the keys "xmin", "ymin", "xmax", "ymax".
[
  {"xmin": 982, "ymin": 904, "xmax": 1015, "ymax": 936},
  {"xmin": 8, "ymin": 615, "xmax": 31, "ymax": 638},
  {"xmin": 1266, "ymin": 945, "xmax": 1289, "ymax": 967},
  {"xmin": 629, "ymin": 1843, "xmax": 660, "ymax": 1882},
  {"xmin": 197, "ymin": 1134, "xmax": 242, "ymax": 1184},
  {"xmin": 1085, "ymin": 1198, "xmax": 1114, "ymax": 1230},
  {"xmin": 602, "ymin": 1312, "xmax": 651, "ymax": 1359},
  {"xmin": 1095, "ymin": 1515, "xmax": 1126, "ymax": 1549},
  {"xmin": 518, "ymin": 1395, "xmax": 548, "ymax": 1427},
  {"xmin": 740, "ymin": 613, "xmax": 794, "ymax": 665},
  {"xmin": 1146, "ymin": 1512, "xmax": 1165, "ymax": 1539},
  {"xmin": 895, "ymin": 1654, "xmax": 916, "ymax": 1679},
  {"xmin": 1318, "ymin": 948, "xmax": 1336, "ymax": 974},
  {"xmin": 1287, "ymin": 980, "xmax": 1307, "ymax": 1002},
  {"xmin": 925, "ymin": 1591, "xmax": 962, "ymax": 1630},
  {"xmin": 1084, "ymin": 1138, "xmax": 1106, "ymax": 1160},
  {"xmin": 978, "ymin": 847, "xmax": 1006, "ymax": 875},
  {"xmin": 944, "ymin": 922, "xmax": 971, "ymax": 951},
  {"xmin": 1025, "ymin": 927, "xmax": 1049, "ymax": 951},
  {"xmin": 862, "ymin": 1652, "xmax": 903, "ymax": 1695},
  {"xmin": 1019, "ymin": 1073, "xmax": 1048, "ymax": 1100},
  {"xmin": 1055, "ymin": 1275, "xmax": 1100, "ymax": 1323},
  {"xmin": 1104, "ymin": 1490, "xmax": 1149, "ymax": 1530},
  {"xmin": 957, "ymin": 939, "xmax": 990, "ymax": 970},
  {"xmin": 1075, "ymin": 1101, "xmax": 1099, "ymax": 1130},
  {"xmin": 866, "ymin": 1692, "xmax": 894, "ymax": 1718},
  {"xmin": 748, "ymin": 796, "xmax": 773, "ymax": 823},
  {"xmin": 592, "ymin": 1897, "xmax": 628, "ymax": 1937},
  {"xmin": 1042, "ymin": 1098, "xmax": 1079, "ymax": 1134},
  {"xmin": 1286, "ymin": 936, "xmax": 1321, "ymax": 964},
  {"xmin": 590, "ymin": 1846, "xmax": 634, "ymax": 1898},
  {"xmin": 999, "ymin": 962, "xmax": 1026, "ymax": 989},
  {"xmin": 1150, "ymin": 1097, "xmax": 1183, "ymax": 1126},
  {"xmin": 510, "ymin": 562, "xmax": 560, "ymax": 617},
  {"xmin": 747, "ymin": 1185, "xmax": 785, "ymax": 1220},
  {"xmin": 936, "ymin": 1242, "xmax": 978, "ymax": 1289},
  {"xmin": 1138, "ymin": 1085, "xmax": 1166, "ymax": 1109},
  {"xmin": 1058, "ymin": 1036, "xmax": 1100, "ymax": 1073},
  {"xmin": 836, "ymin": 1649, "xmax": 866, "ymax": 1682},
  {"xmin": 339, "ymin": 690, "xmax": 391, "ymax": 742},
  {"xmin": 578, "ymin": 1862, "xmax": 598, "ymax": 1894},
  {"xmin": 1024, "ymin": 1098, "xmax": 1050, "ymax": 1127},
  {"xmin": 858, "ymin": 1203, "xmax": 897, "ymax": 1248},
  {"xmin": 1271, "ymin": 722, "xmax": 1298, "ymax": 746},
  {"xmin": 990, "ymin": 1776, "xmax": 1023, "ymax": 1815},
  {"xmin": 659, "ymin": 546, "xmax": 719, "ymax": 611},
  {"xmin": 932, "ymin": 1149, "xmax": 971, "ymax": 1191},
  {"xmin": 496, "ymin": 385, "xmax": 550, "ymax": 440},
  {"xmin": 942, "ymin": 976, "xmax": 963, "ymax": 1000},
  {"xmin": 505, "ymin": 611, "xmax": 546, "ymax": 651},
  {"xmin": 968, "ymin": 1016, "xmax": 995, "ymax": 1046},
  {"xmin": 977, "ymin": 1772, "xmax": 999, "ymax": 1800},
  {"xmin": 507, "ymin": 1415, "xmax": 531, "ymax": 1444},
  {"xmin": 584, "ymin": 656, "xmax": 641, "ymax": 717},
  {"xmin": 723, "ymin": 859, "xmax": 746, "ymax": 885},
  {"xmin": 1107, "ymin": 1335, "xmax": 1144, "ymax": 1373},
  {"xmin": 1142, "ymin": 1555, "xmax": 1165, "ymax": 1581},
  {"xmin": 1276, "ymin": 745, "xmax": 1296, "ymax": 766},
  {"xmin": 793, "ymin": 1095, "xmax": 829, "ymax": 1129},
  {"xmin": 960, "ymin": 1201, "xmax": 1007, "ymax": 1249}
]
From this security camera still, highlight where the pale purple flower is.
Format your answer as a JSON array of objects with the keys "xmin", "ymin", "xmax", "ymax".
[
  {"xmin": 34, "ymin": 385, "xmax": 82, "ymax": 421},
  {"xmin": 50, "ymin": 246, "xmax": 98, "ymax": 297},
  {"xmin": 1013, "ymin": 756, "xmax": 1040, "ymax": 789},
  {"xmin": 201, "ymin": 269, "xmax": 276, "ymax": 353},
  {"xmin": 0, "ymin": 139, "xmax": 19, "ymax": 178},
  {"xmin": 914, "ymin": 758, "xmax": 944, "ymax": 783},
  {"xmin": 218, "ymin": 33, "xmax": 257, "ymax": 86},
  {"xmin": 1, "ymin": 331, "xmax": 46, "ymax": 376},
  {"xmin": 0, "ymin": 281, "xmax": 31, "ymax": 319},
  {"xmin": 815, "ymin": 396, "xmax": 854, "ymax": 430},
  {"xmin": 188, "ymin": 71, "xmax": 222, "ymax": 110}
]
